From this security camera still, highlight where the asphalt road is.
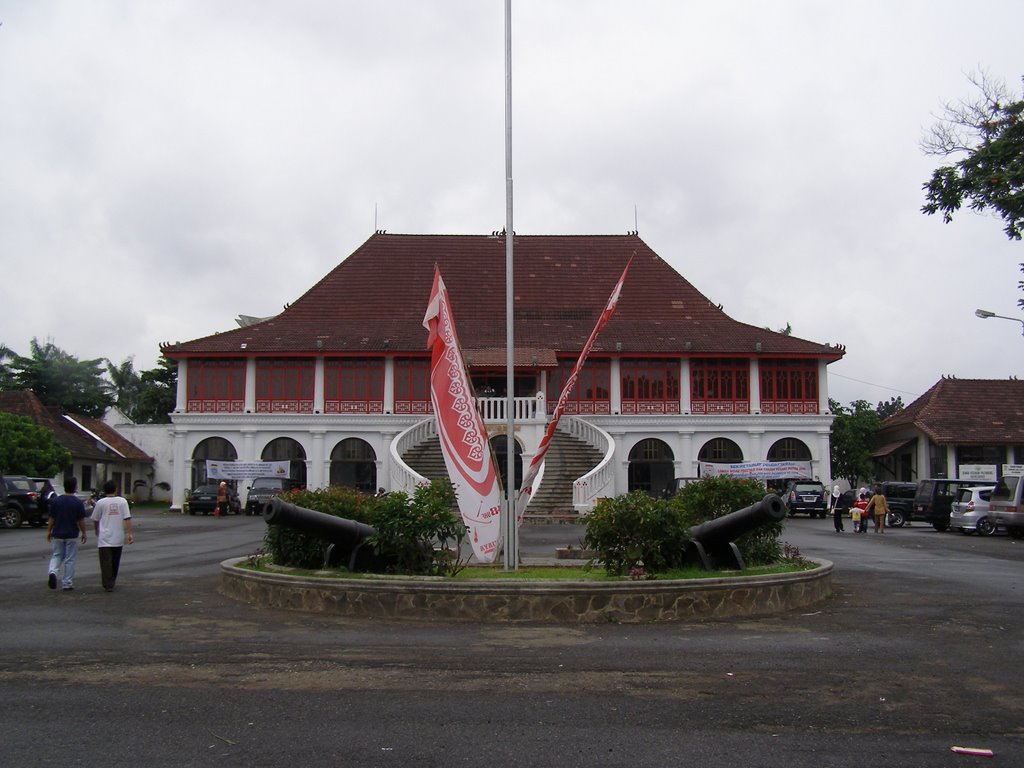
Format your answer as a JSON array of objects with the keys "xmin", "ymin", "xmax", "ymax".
[{"xmin": 2, "ymin": 512, "xmax": 1023, "ymax": 767}]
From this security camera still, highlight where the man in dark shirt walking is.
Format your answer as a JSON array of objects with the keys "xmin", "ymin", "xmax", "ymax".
[{"xmin": 46, "ymin": 476, "xmax": 88, "ymax": 591}]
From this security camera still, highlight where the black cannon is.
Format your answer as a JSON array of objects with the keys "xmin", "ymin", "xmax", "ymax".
[
  {"xmin": 683, "ymin": 493, "xmax": 787, "ymax": 571},
  {"xmin": 263, "ymin": 498, "xmax": 382, "ymax": 571}
]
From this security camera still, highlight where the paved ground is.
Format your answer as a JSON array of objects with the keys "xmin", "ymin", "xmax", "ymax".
[{"xmin": 2, "ymin": 512, "xmax": 1023, "ymax": 767}]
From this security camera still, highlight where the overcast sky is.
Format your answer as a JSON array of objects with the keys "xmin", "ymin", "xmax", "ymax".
[{"xmin": 2, "ymin": 1, "xmax": 1021, "ymax": 408}]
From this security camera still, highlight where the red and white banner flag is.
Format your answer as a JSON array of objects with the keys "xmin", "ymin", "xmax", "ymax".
[
  {"xmin": 515, "ymin": 255, "xmax": 634, "ymax": 521},
  {"xmin": 423, "ymin": 267, "xmax": 503, "ymax": 562}
]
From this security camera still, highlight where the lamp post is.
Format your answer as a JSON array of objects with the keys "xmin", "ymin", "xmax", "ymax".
[{"xmin": 974, "ymin": 308, "xmax": 1024, "ymax": 336}]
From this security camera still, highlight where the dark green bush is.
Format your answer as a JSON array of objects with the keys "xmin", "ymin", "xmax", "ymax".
[
  {"xmin": 262, "ymin": 480, "xmax": 466, "ymax": 575},
  {"xmin": 670, "ymin": 476, "xmax": 782, "ymax": 566},
  {"xmin": 582, "ymin": 490, "xmax": 691, "ymax": 575},
  {"xmin": 262, "ymin": 486, "xmax": 375, "ymax": 569}
]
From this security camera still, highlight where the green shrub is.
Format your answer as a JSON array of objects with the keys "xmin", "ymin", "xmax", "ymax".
[
  {"xmin": 670, "ymin": 476, "xmax": 782, "ymax": 566},
  {"xmin": 262, "ymin": 480, "xmax": 466, "ymax": 575},
  {"xmin": 367, "ymin": 480, "xmax": 465, "ymax": 575},
  {"xmin": 262, "ymin": 486, "xmax": 373, "ymax": 569},
  {"xmin": 582, "ymin": 490, "xmax": 691, "ymax": 575}
]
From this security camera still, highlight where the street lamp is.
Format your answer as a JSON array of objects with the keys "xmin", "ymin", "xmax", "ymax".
[{"xmin": 975, "ymin": 308, "xmax": 1024, "ymax": 336}]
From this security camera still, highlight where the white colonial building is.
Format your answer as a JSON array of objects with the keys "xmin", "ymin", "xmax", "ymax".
[{"xmin": 161, "ymin": 233, "xmax": 844, "ymax": 515}]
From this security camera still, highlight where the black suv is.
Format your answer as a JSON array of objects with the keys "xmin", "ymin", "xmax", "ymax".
[
  {"xmin": 877, "ymin": 482, "xmax": 918, "ymax": 528},
  {"xmin": 913, "ymin": 478, "xmax": 991, "ymax": 531},
  {"xmin": 1, "ymin": 475, "xmax": 45, "ymax": 528},
  {"xmin": 244, "ymin": 476, "xmax": 302, "ymax": 516},
  {"xmin": 785, "ymin": 481, "xmax": 828, "ymax": 518}
]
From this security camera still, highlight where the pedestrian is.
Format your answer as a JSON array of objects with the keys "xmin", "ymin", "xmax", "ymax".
[
  {"xmin": 45, "ymin": 476, "xmax": 88, "ymax": 591},
  {"xmin": 216, "ymin": 481, "xmax": 228, "ymax": 517},
  {"xmin": 91, "ymin": 480, "xmax": 134, "ymax": 592},
  {"xmin": 865, "ymin": 485, "xmax": 890, "ymax": 533},
  {"xmin": 853, "ymin": 493, "xmax": 870, "ymax": 533},
  {"xmin": 831, "ymin": 487, "xmax": 844, "ymax": 533}
]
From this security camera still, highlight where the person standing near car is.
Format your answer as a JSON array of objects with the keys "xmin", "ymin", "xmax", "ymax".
[
  {"xmin": 865, "ymin": 485, "xmax": 890, "ymax": 533},
  {"xmin": 216, "ymin": 481, "xmax": 228, "ymax": 517},
  {"xmin": 91, "ymin": 480, "xmax": 134, "ymax": 592},
  {"xmin": 45, "ymin": 476, "xmax": 88, "ymax": 591}
]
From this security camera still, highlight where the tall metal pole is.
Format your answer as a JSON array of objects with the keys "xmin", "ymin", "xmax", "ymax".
[{"xmin": 503, "ymin": 0, "xmax": 518, "ymax": 570}]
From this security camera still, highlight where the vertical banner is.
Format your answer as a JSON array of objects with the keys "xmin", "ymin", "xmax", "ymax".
[
  {"xmin": 423, "ymin": 267, "xmax": 503, "ymax": 563},
  {"xmin": 514, "ymin": 255, "xmax": 634, "ymax": 521}
]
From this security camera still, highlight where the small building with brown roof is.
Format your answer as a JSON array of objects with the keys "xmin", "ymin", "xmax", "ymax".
[
  {"xmin": 874, "ymin": 377, "xmax": 1024, "ymax": 482},
  {"xmin": 161, "ymin": 232, "xmax": 846, "ymax": 512},
  {"xmin": 0, "ymin": 390, "xmax": 155, "ymax": 497}
]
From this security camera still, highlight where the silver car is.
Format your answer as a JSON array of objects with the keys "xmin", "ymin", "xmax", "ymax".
[{"xmin": 950, "ymin": 485, "xmax": 997, "ymax": 536}]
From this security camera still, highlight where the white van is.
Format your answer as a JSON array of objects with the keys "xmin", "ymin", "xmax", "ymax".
[{"xmin": 988, "ymin": 475, "xmax": 1024, "ymax": 538}]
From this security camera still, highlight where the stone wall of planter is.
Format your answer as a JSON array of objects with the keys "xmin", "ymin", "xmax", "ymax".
[{"xmin": 220, "ymin": 558, "xmax": 832, "ymax": 623}]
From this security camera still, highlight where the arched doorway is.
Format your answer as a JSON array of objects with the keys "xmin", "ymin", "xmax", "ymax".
[
  {"xmin": 767, "ymin": 437, "xmax": 811, "ymax": 462},
  {"xmin": 261, "ymin": 437, "xmax": 307, "ymax": 488},
  {"xmin": 698, "ymin": 437, "xmax": 744, "ymax": 465},
  {"xmin": 191, "ymin": 437, "xmax": 238, "ymax": 489},
  {"xmin": 330, "ymin": 438, "xmax": 377, "ymax": 492},
  {"xmin": 628, "ymin": 438, "xmax": 675, "ymax": 496},
  {"xmin": 490, "ymin": 434, "xmax": 523, "ymax": 493}
]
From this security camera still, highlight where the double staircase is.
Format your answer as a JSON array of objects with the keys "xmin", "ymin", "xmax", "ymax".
[{"xmin": 401, "ymin": 428, "xmax": 602, "ymax": 523}]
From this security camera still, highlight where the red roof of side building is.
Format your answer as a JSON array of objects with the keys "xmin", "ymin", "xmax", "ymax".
[
  {"xmin": 162, "ymin": 233, "xmax": 844, "ymax": 362},
  {"xmin": 879, "ymin": 377, "xmax": 1024, "ymax": 445}
]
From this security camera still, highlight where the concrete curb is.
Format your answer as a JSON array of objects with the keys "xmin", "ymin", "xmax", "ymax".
[{"xmin": 220, "ymin": 557, "xmax": 833, "ymax": 623}]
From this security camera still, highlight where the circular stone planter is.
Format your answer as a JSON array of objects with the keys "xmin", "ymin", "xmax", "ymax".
[{"xmin": 220, "ymin": 558, "xmax": 832, "ymax": 624}]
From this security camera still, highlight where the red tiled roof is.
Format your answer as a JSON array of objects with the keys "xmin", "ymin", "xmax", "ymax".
[
  {"xmin": 163, "ymin": 233, "xmax": 843, "ymax": 361},
  {"xmin": 0, "ymin": 390, "xmax": 153, "ymax": 463},
  {"xmin": 879, "ymin": 377, "xmax": 1024, "ymax": 444}
]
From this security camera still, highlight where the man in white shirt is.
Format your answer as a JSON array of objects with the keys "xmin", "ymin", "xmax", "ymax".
[{"xmin": 90, "ymin": 480, "xmax": 135, "ymax": 592}]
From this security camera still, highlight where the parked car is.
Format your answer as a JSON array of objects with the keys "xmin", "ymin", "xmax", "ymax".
[
  {"xmin": 244, "ymin": 476, "xmax": 302, "ymax": 516},
  {"xmin": 989, "ymin": 475, "xmax": 1024, "ymax": 539},
  {"xmin": 950, "ymin": 485, "xmax": 997, "ymax": 536},
  {"xmin": 912, "ymin": 478, "xmax": 992, "ymax": 532},
  {"xmin": 1, "ymin": 475, "xmax": 44, "ymax": 528},
  {"xmin": 785, "ymin": 481, "xmax": 828, "ymax": 518},
  {"xmin": 876, "ymin": 482, "xmax": 918, "ymax": 528},
  {"xmin": 187, "ymin": 484, "xmax": 241, "ymax": 516}
]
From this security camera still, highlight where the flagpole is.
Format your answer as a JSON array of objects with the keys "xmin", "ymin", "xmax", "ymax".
[{"xmin": 503, "ymin": 0, "xmax": 518, "ymax": 570}]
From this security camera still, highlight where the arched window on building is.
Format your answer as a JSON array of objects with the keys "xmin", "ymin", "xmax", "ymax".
[
  {"xmin": 191, "ymin": 436, "xmax": 238, "ymax": 488},
  {"xmin": 490, "ymin": 434, "xmax": 523, "ymax": 494},
  {"xmin": 697, "ymin": 438, "xmax": 744, "ymax": 464},
  {"xmin": 261, "ymin": 437, "xmax": 308, "ymax": 488},
  {"xmin": 627, "ymin": 438, "xmax": 675, "ymax": 496},
  {"xmin": 767, "ymin": 437, "xmax": 812, "ymax": 462},
  {"xmin": 330, "ymin": 438, "xmax": 377, "ymax": 492}
]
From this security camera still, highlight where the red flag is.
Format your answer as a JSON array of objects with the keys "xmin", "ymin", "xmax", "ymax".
[
  {"xmin": 515, "ymin": 254, "xmax": 634, "ymax": 520},
  {"xmin": 423, "ymin": 267, "xmax": 503, "ymax": 562}
]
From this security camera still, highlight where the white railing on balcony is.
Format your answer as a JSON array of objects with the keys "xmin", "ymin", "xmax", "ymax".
[
  {"xmin": 390, "ymin": 417, "xmax": 435, "ymax": 495},
  {"xmin": 563, "ymin": 416, "xmax": 615, "ymax": 514},
  {"xmin": 475, "ymin": 394, "xmax": 545, "ymax": 424}
]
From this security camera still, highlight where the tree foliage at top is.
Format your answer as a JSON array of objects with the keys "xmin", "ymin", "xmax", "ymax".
[
  {"xmin": 921, "ymin": 71, "xmax": 1024, "ymax": 241},
  {"xmin": 0, "ymin": 412, "xmax": 71, "ymax": 476},
  {"xmin": 829, "ymin": 399, "xmax": 882, "ymax": 487},
  {"xmin": 875, "ymin": 396, "xmax": 905, "ymax": 422},
  {"xmin": 105, "ymin": 356, "xmax": 177, "ymax": 424},
  {"xmin": 7, "ymin": 339, "xmax": 113, "ymax": 418}
]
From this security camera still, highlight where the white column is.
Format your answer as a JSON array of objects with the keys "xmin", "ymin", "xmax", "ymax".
[
  {"xmin": 310, "ymin": 430, "xmax": 325, "ymax": 489},
  {"xmin": 610, "ymin": 359, "xmax": 622, "ymax": 414},
  {"xmin": 171, "ymin": 429, "xmax": 188, "ymax": 511},
  {"xmin": 749, "ymin": 358, "xmax": 761, "ymax": 414},
  {"xmin": 244, "ymin": 358, "xmax": 256, "ymax": 413},
  {"xmin": 680, "ymin": 359, "xmax": 691, "ymax": 413},
  {"xmin": 175, "ymin": 360, "xmax": 188, "ymax": 412},
  {"xmin": 383, "ymin": 357, "xmax": 395, "ymax": 414},
  {"xmin": 314, "ymin": 357, "xmax": 325, "ymax": 413},
  {"xmin": 818, "ymin": 360, "xmax": 829, "ymax": 413}
]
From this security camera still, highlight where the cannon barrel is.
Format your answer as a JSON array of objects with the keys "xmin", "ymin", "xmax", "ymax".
[
  {"xmin": 263, "ymin": 498, "xmax": 378, "ymax": 570},
  {"xmin": 685, "ymin": 494, "xmax": 786, "ymax": 571}
]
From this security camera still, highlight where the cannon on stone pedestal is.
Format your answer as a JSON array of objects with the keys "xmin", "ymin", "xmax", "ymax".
[
  {"xmin": 263, "ymin": 497, "xmax": 385, "ymax": 571},
  {"xmin": 684, "ymin": 493, "xmax": 786, "ymax": 571}
]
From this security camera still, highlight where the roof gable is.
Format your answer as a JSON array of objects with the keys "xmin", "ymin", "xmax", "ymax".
[
  {"xmin": 880, "ymin": 377, "xmax": 1024, "ymax": 444},
  {"xmin": 163, "ymin": 233, "xmax": 843, "ymax": 361}
]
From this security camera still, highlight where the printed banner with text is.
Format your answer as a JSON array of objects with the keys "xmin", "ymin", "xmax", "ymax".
[
  {"xmin": 699, "ymin": 461, "xmax": 812, "ymax": 481},
  {"xmin": 206, "ymin": 460, "xmax": 291, "ymax": 481}
]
